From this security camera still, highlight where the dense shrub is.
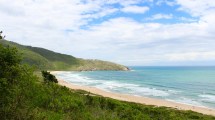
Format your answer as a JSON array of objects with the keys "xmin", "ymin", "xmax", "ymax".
[
  {"xmin": 0, "ymin": 44, "xmax": 38, "ymax": 119},
  {"xmin": 41, "ymin": 71, "xmax": 58, "ymax": 83}
]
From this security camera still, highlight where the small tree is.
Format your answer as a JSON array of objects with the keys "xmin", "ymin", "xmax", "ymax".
[
  {"xmin": 0, "ymin": 31, "xmax": 3, "ymax": 39},
  {"xmin": 41, "ymin": 71, "xmax": 58, "ymax": 83}
]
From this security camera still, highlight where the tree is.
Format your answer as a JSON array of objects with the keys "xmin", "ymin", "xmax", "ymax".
[
  {"xmin": 0, "ymin": 31, "xmax": 6, "ymax": 39},
  {"xmin": 0, "ymin": 43, "xmax": 37, "ymax": 119},
  {"xmin": 0, "ymin": 31, "xmax": 3, "ymax": 39},
  {"xmin": 0, "ymin": 44, "xmax": 22, "ymax": 83},
  {"xmin": 41, "ymin": 71, "xmax": 58, "ymax": 83}
]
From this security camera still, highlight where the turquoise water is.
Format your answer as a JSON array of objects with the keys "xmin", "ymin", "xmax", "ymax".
[{"xmin": 54, "ymin": 66, "xmax": 215, "ymax": 109}]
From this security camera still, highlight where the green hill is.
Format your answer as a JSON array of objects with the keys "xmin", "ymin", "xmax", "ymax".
[{"xmin": 0, "ymin": 39, "xmax": 129, "ymax": 71}]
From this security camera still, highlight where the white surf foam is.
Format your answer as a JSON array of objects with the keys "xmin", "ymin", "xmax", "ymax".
[
  {"xmin": 128, "ymin": 86, "xmax": 170, "ymax": 97},
  {"xmin": 199, "ymin": 94, "xmax": 215, "ymax": 102},
  {"xmin": 166, "ymin": 97, "xmax": 205, "ymax": 108},
  {"xmin": 56, "ymin": 72, "xmax": 173, "ymax": 97},
  {"xmin": 56, "ymin": 72, "xmax": 101, "ymax": 86}
]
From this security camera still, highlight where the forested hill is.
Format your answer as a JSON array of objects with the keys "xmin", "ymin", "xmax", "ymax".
[{"xmin": 0, "ymin": 39, "xmax": 129, "ymax": 71}]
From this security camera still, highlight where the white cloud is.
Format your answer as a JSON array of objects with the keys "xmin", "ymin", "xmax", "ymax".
[
  {"xmin": 110, "ymin": 0, "xmax": 153, "ymax": 7},
  {"xmin": 146, "ymin": 14, "xmax": 173, "ymax": 20},
  {"xmin": 179, "ymin": 17, "xmax": 197, "ymax": 22},
  {"xmin": 0, "ymin": 0, "xmax": 215, "ymax": 66},
  {"xmin": 121, "ymin": 5, "xmax": 149, "ymax": 14},
  {"xmin": 176, "ymin": 0, "xmax": 215, "ymax": 17},
  {"xmin": 63, "ymin": 16, "xmax": 215, "ymax": 65},
  {"xmin": 156, "ymin": 0, "xmax": 176, "ymax": 6},
  {"xmin": 166, "ymin": 52, "xmax": 215, "ymax": 61}
]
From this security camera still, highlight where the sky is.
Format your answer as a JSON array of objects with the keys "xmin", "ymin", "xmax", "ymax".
[{"xmin": 0, "ymin": 0, "xmax": 215, "ymax": 66}]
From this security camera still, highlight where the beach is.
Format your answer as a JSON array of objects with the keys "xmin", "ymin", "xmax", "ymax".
[{"xmin": 57, "ymin": 78, "xmax": 215, "ymax": 116}]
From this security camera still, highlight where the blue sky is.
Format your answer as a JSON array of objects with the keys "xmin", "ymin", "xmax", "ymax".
[{"xmin": 0, "ymin": 0, "xmax": 215, "ymax": 66}]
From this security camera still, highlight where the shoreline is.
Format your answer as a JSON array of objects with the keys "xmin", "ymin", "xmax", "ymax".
[{"xmin": 56, "ymin": 78, "xmax": 215, "ymax": 116}]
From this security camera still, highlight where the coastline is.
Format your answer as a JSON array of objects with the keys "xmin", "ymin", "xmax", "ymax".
[{"xmin": 56, "ymin": 78, "xmax": 215, "ymax": 116}]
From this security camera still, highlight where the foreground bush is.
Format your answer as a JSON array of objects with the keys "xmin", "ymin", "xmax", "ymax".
[
  {"xmin": 41, "ymin": 71, "xmax": 58, "ymax": 83},
  {"xmin": 0, "ymin": 43, "xmax": 215, "ymax": 120}
]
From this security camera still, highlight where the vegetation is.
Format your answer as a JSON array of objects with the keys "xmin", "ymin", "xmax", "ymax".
[
  {"xmin": 0, "ymin": 39, "xmax": 129, "ymax": 71},
  {"xmin": 1, "ymin": 41, "xmax": 215, "ymax": 119},
  {"xmin": 42, "ymin": 71, "xmax": 58, "ymax": 83},
  {"xmin": 0, "ymin": 31, "xmax": 5, "ymax": 39}
]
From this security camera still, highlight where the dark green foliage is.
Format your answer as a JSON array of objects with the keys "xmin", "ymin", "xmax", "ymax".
[
  {"xmin": 0, "ymin": 40, "xmax": 54, "ymax": 70},
  {"xmin": 26, "ymin": 46, "xmax": 78, "ymax": 65},
  {"xmin": 0, "ymin": 43, "xmax": 215, "ymax": 120},
  {"xmin": 0, "ymin": 31, "xmax": 3, "ymax": 39},
  {"xmin": 41, "ymin": 71, "xmax": 58, "ymax": 83},
  {"xmin": 0, "ymin": 44, "xmax": 38, "ymax": 119}
]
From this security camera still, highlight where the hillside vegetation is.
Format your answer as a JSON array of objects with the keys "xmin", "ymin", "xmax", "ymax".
[
  {"xmin": 0, "ymin": 39, "xmax": 129, "ymax": 71},
  {"xmin": 1, "ymin": 43, "xmax": 215, "ymax": 119}
]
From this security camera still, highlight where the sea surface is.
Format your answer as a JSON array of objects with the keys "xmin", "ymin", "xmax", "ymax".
[{"xmin": 54, "ymin": 66, "xmax": 215, "ymax": 109}]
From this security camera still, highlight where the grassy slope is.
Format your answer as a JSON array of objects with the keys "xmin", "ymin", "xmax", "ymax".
[
  {"xmin": 77, "ymin": 59, "xmax": 129, "ymax": 71},
  {"xmin": 0, "ymin": 39, "xmax": 128, "ymax": 71}
]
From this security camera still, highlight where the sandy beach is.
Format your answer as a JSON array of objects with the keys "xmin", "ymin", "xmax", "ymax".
[{"xmin": 56, "ymin": 78, "xmax": 215, "ymax": 116}]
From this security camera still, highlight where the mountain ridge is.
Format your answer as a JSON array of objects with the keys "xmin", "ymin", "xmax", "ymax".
[{"xmin": 0, "ymin": 39, "xmax": 129, "ymax": 71}]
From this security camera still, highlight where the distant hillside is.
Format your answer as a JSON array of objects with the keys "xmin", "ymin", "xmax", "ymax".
[{"xmin": 0, "ymin": 39, "xmax": 129, "ymax": 71}]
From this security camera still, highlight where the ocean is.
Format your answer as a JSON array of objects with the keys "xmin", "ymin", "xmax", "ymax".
[{"xmin": 54, "ymin": 66, "xmax": 215, "ymax": 109}]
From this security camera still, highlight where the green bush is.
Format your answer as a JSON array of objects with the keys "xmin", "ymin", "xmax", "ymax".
[
  {"xmin": 41, "ymin": 71, "xmax": 58, "ymax": 83},
  {"xmin": 0, "ymin": 44, "xmax": 38, "ymax": 119}
]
